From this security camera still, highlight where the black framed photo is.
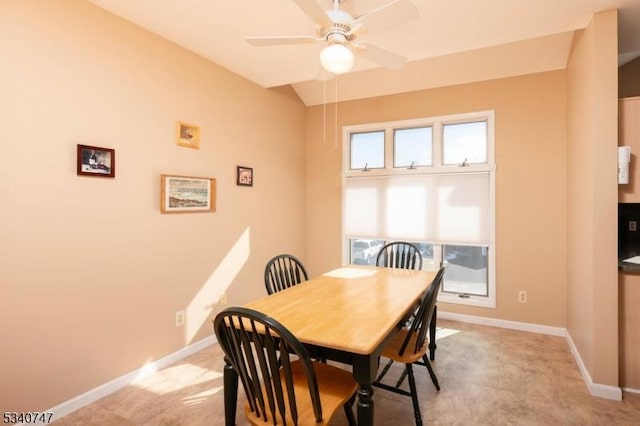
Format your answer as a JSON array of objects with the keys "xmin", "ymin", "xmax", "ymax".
[
  {"xmin": 237, "ymin": 166, "xmax": 253, "ymax": 187},
  {"xmin": 77, "ymin": 144, "xmax": 115, "ymax": 178}
]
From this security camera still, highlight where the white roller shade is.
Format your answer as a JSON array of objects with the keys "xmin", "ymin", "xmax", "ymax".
[{"xmin": 344, "ymin": 172, "xmax": 490, "ymax": 244}]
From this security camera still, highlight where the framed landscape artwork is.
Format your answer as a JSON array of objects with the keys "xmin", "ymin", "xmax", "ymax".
[
  {"xmin": 160, "ymin": 174, "xmax": 216, "ymax": 214},
  {"xmin": 77, "ymin": 144, "xmax": 115, "ymax": 178}
]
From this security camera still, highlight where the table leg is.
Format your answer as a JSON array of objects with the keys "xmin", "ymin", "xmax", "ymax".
[
  {"xmin": 223, "ymin": 356, "xmax": 238, "ymax": 426},
  {"xmin": 352, "ymin": 354, "xmax": 377, "ymax": 426},
  {"xmin": 429, "ymin": 305, "xmax": 437, "ymax": 361},
  {"xmin": 356, "ymin": 384, "xmax": 374, "ymax": 426}
]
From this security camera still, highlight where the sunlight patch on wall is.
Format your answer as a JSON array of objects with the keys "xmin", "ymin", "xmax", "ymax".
[
  {"xmin": 185, "ymin": 227, "xmax": 251, "ymax": 343},
  {"xmin": 133, "ymin": 361, "xmax": 159, "ymax": 382}
]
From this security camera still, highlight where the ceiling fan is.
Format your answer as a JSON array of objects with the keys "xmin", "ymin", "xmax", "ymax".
[{"xmin": 246, "ymin": 0, "xmax": 419, "ymax": 76}]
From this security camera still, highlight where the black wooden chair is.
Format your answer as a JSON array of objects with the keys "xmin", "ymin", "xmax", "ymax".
[
  {"xmin": 377, "ymin": 241, "xmax": 440, "ymax": 360},
  {"xmin": 376, "ymin": 241, "xmax": 423, "ymax": 270},
  {"xmin": 264, "ymin": 254, "xmax": 309, "ymax": 295},
  {"xmin": 214, "ymin": 307, "xmax": 357, "ymax": 426},
  {"xmin": 373, "ymin": 267, "xmax": 445, "ymax": 426}
]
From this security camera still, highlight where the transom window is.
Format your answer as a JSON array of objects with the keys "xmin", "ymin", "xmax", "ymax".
[
  {"xmin": 342, "ymin": 111, "xmax": 496, "ymax": 308},
  {"xmin": 443, "ymin": 121, "xmax": 487, "ymax": 165},
  {"xmin": 394, "ymin": 127, "xmax": 432, "ymax": 168},
  {"xmin": 350, "ymin": 131, "xmax": 384, "ymax": 170}
]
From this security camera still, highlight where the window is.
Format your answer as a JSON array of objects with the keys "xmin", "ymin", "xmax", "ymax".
[
  {"xmin": 443, "ymin": 121, "xmax": 487, "ymax": 165},
  {"xmin": 443, "ymin": 245, "xmax": 488, "ymax": 296},
  {"xmin": 350, "ymin": 131, "xmax": 384, "ymax": 170},
  {"xmin": 394, "ymin": 127, "xmax": 432, "ymax": 168},
  {"xmin": 343, "ymin": 111, "xmax": 495, "ymax": 308},
  {"xmin": 349, "ymin": 239, "xmax": 384, "ymax": 265}
]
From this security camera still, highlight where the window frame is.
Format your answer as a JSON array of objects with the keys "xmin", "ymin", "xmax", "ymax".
[
  {"xmin": 392, "ymin": 125, "xmax": 434, "ymax": 169},
  {"xmin": 341, "ymin": 111, "xmax": 496, "ymax": 308},
  {"xmin": 349, "ymin": 130, "xmax": 386, "ymax": 171}
]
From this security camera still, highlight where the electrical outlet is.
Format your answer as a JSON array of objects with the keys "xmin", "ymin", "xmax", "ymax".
[
  {"xmin": 219, "ymin": 291, "xmax": 228, "ymax": 306},
  {"xmin": 630, "ymin": 221, "xmax": 637, "ymax": 231},
  {"xmin": 175, "ymin": 310, "xmax": 185, "ymax": 327},
  {"xmin": 518, "ymin": 291, "xmax": 527, "ymax": 303}
]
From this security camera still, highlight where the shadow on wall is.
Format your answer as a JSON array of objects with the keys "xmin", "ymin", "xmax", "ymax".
[
  {"xmin": 185, "ymin": 227, "xmax": 251, "ymax": 344},
  {"xmin": 619, "ymin": 56, "xmax": 640, "ymax": 98}
]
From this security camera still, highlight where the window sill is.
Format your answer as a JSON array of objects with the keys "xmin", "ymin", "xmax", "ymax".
[{"xmin": 438, "ymin": 292, "xmax": 496, "ymax": 309}]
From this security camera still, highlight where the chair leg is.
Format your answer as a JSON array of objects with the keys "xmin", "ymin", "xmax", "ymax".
[
  {"xmin": 405, "ymin": 364, "xmax": 423, "ymax": 426},
  {"xmin": 375, "ymin": 358, "xmax": 394, "ymax": 382},
  {"xmin": 422, "ymin": 355, "xmax": 440, "ymax": 391},
  {"xmin": 429, "ymin": 306, "xmax": 437, "ymax": 360},
  {"xmin": 343, "ymin": 394, "xmax": 357, "ymax": 426},
  {"xmin": 395, "ymin": 367, "xmax": 408, "ymax": 388}
]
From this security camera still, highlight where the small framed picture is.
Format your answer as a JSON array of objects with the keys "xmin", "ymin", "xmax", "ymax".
[
  {"xmin": 237, "ymin": 166, "xmax": 253, "ymax": 187},
  {"xmin": 160, "ymin": 175, "xmax": 216, "ymax": 214},
  {"xmin": 176, "ymin": 121, "xmax": 200, "ymax": 149},
  {"xmin": 77, "ymin": 144, "xmax": 115, "ymax": 178}
]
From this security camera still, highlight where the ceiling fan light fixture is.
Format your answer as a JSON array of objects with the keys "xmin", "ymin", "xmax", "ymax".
[{"xmin": 320, "ymin": 43, "xmax": 354, "ymax": 74}]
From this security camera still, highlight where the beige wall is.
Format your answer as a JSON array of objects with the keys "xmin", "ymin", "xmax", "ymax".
[
  {"xmin": 1, "ymin": 0, "xmax": 306, "ymax": 411},
  {"xmin": 566, "ymin": 10, "xmax": 619, "ymax": 386},
  {"xmin": 306, "ymin": 71, "xmax": 568, "ymax": 327}
]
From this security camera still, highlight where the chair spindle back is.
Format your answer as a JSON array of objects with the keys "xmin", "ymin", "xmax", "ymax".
[
  {"xmin": 376, "ymin": 242, "xmax": 423, "ymax": 270},
  {"xmin": 214, "ymin": 307, "xmax": 322, "ymax": 425},
  {"xmin": 264, "ymin": 254, "xmax": 309, "ymax": 295},
  {"xmin": 398, "ymin": 267, "xmax": 445, "ymax": 356}
]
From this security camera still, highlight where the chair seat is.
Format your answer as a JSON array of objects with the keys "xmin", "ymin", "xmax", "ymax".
[
  {"xmin": 381, "ymin": 329, "xmax": 427, "ymax": 364},
  {"xmin": 245, "ymin": 361, "xmax": 358, "ymax": 426}
]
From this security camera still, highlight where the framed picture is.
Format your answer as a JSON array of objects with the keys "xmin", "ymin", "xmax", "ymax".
[
  {"xmin": 237, "ymin": 166, "xmax": 253, "ymax": 187},
  {"xmin": 176, "ymin": 121, "xmax": 200, "ymax": 149},
  {"xmin": 77, "ymin": 144, "xmax": 115, "ymax": 178},
  {"xmin": 160, "ymin": 174, "xmax": 216, "ymax": 214}
]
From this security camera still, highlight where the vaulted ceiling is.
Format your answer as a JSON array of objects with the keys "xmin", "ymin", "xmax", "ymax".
[{"xmin": 88, "ymin": 0, "xmax": 640, "ymax": 105}]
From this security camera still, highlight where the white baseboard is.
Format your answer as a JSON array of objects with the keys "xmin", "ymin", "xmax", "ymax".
[
  {"xmin": 622, "ymin": 387, "xmax": 640, "ymax": 395},
  {"xmin": 439, "ymin": 311, "xmax": 623, "ymax": 401},
  {"xmin": 438, "ymin": 311, "xmax": 567, "ymax": 336},
  {"xmin": 564, "ymin": 332, "xmax": 623, "ymax": 401},
  {"xmin": 36, "ymin": 335, "xmax": 216, "ymax": 425}
]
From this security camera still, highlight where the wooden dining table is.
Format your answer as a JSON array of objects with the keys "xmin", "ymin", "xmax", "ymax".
[{"xmin": 222, "ymin": 264, "xmax": 437, "ymax": 426}]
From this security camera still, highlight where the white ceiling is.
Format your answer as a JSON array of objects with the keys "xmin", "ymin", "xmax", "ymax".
[{"xmin": 88, "ymin": 0, "xmax": 640, "ymax": 106}]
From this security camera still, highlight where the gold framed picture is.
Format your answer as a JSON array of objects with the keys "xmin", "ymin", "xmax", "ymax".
[
  {"xmin": 160, "ymin": 174, "xmax": 216, "ymax": 214},
  {"xmin": 176, "ymin": 121, "xmax": 200, "ymax": 149}
]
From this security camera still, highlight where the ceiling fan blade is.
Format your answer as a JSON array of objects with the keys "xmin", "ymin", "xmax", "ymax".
[
  {"xmin": 292, "ymin": 0, "xmax": 331, "ymax": 27},
  {"xmin": 354, "ymin": 42, "xmax": 407, "ymax": 70},
  {"xmin": 352, "ymin": 0, "xmax": 418, "ymax": 34},
  {"xmin": 246, "ymin": 36, "xmax": 318, "ymax": 47}
]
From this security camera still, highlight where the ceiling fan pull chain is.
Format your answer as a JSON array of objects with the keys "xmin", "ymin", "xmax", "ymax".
[{"xmin": 323, "ymin": 78, "xmax": 326, "ymax": 144}]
